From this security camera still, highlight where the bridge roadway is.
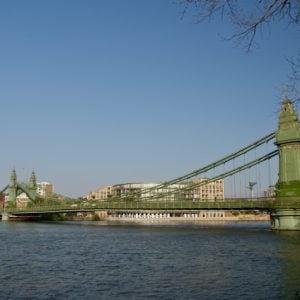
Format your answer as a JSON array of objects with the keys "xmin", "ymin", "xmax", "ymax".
[{"xmin": 2, "ymin": 198, "xmax": 300, "ymax": 218}]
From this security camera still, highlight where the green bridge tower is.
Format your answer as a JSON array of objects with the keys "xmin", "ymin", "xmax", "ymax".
[
  {"xmin": 7, "ymin": 169, "xmax": 17, "ymax": 205},
  {"xmin": 271, "ymin": 98, "xmax": 300, "ymax": 230},
  {"xmin": 28, "ymin": 170, "xmax": 37, "ymax": 197}
]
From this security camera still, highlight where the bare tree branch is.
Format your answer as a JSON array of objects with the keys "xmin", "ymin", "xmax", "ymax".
[
  {"xmin": 178, "ymin": 0, "xmax": 300, "ymax": 100},
  {"xmin": 179, "ymin": 0, "xmax": 300, "ymax": 51},
  {"xmin": 286, "ymin": 54, "xmax": 300, "ymax": 102}
]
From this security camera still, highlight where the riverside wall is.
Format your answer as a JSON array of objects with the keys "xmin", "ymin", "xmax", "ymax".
[{"xmin": 76, "ymin": 210, "xmax": 270, "ymax": 222}]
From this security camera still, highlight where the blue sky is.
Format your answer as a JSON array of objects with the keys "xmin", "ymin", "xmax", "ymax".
[{"xmin": 0, "ymin": 1, "xmax": 298, "ymax": 197}]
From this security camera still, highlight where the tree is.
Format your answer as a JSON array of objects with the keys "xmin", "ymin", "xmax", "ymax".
[
  {"xmin": 180, "ymin": 0, "xmax": 300, "ymax": 100},
  {"xmin": 289, "ymin": 54, "xmax": 300, "ymax": 81},
  {"xmin": 180, "ymin": 0, "xmax": 299, "ymax": 50}
]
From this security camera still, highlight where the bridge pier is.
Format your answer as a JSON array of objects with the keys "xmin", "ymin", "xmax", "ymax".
[
  {"xmin": 1, "ymin": 212, "xmax": 9, "ymax": 221},
  {"xmin": 273, "ymin": 99, "xmax": 300, "ymax": 230},
  {"xmin": 271, "ymin": 209, "xmax": 300, "ymax": 230}
]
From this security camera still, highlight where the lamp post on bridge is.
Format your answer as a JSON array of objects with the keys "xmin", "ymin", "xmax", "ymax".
[{"xmin": 247, "ymin": 182, "xmax": 257, "ymax": 199}]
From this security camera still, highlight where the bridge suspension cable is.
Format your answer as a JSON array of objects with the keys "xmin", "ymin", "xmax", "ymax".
[
  {"xmin": 138, "ymin": 149, "xmax": 279, "ymax": 201},
  {"xmin": 143, "ymin": 132, "xmax": 274, "ymax": 191},
  {"xmin": 123, "ymin": 131, "xmax": 276, "ymax": 199}
]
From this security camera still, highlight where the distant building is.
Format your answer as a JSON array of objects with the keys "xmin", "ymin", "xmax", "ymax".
[
  {"xmin": 111, "ymin": 182, "xmax": 188, "ymax": 201},
  {"xmin": 264, "ymin": 185, "xmax": 276, "ymax": 198},
  {"xmin": 86, "ymin": 185, "xmax": 112, "ymax": 200},
  {"xmin": 37, "ymin": 182, "xmax": 54, "ymax": 197},
  {"xmin": 16, "ymin": 192, "xmax": 30, "ymax": 208},
  {"xmin": 0, "ymin": 193, "xmax": 5, "ymax": 208},
  {"xmin": 192, "ymin": 178, "xmax": 224, "ymax": 201},
  {"xmin": 86, "ymin": 179, "xmax": 224, "ymax": 201},
  {"xmin": 8, "ymin": 181, "xmax": 54, "ymax": 208}
]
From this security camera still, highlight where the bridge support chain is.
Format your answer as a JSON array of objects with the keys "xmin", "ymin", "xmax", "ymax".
[{"xmin": 271, "ymin": 209, "xmax": 300, "ymax": 230}]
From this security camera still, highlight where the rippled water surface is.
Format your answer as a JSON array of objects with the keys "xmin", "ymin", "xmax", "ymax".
[{"xmin": 0, "ymin": 221, "xmax": 300, "ymax": 299}]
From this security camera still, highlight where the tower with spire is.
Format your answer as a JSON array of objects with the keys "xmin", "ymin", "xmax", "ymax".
[
  {"xmin": 275, "ymin": 98, "xmax": 300, "ymax": 197},
  {"xmin": 29, "ymin": 170, "xmax": 37, "ymax": 191},
  {"xmin": 7, "ymin": 169, "xmax": 17, "ymax": 204}
]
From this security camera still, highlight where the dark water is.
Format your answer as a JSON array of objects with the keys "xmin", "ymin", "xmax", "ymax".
[{"xmin": 0, "ymin": 221, "xmax": 300, "ymax": 300}]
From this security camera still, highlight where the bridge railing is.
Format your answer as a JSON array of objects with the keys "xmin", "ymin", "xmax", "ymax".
[
  {"xmin": 269, "ymin": 198, "xmax": 300, "ymax": 209},
  {"xmin": 2, "ymin": 198, "xmax": 300, "ymax": 215}
]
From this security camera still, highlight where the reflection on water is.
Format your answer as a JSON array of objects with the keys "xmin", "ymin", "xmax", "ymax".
[
  {"xmin": 0, "ymin": 221, "xmax": 299, "ymax": 299},
  {"xmin": 276, "ymin": 231, "xmax": 300, "ymax": 299}
]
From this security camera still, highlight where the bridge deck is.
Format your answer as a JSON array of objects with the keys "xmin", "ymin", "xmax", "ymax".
[{"xmin": 2, "ymin": 198, "xmax": 300, "ymax": 216}]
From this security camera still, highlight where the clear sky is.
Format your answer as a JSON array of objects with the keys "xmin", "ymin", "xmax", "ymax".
[{"xmin": 0, "ymin": 1, "xmax": 298, "ymax": 197}]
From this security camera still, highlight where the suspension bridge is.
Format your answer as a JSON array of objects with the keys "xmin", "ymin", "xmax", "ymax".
[{"xmin": 1, "ymin": 98, "xmax": 300, "ymax": 230}]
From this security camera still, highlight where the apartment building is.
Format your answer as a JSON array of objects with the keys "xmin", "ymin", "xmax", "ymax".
[
  {"xmin": 86, "ymin": 185, "xmax": 113, "ymax": 200},
  {"xmin": 112, "ymin": 182, "xmax": 188, "ymax": 201},
  {"xmin": 86, "ymin": 178, "xmax": 224, "ymax": 201},
  {"xmin": 37, "ymin": 182, "xmax": 54, "ymax": 197},
  {"xmin": 192, "ymin": 178, "xmax": 224, "ymax": 200}
]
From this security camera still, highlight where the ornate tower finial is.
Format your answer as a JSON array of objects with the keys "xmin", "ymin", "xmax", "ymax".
[{"xmin": 278, "ymin": 97, "xmax": 298, "ymax": 131}]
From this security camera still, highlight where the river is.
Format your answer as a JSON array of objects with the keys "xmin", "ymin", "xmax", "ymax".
[{"xmin": 0, "ymin": 221, "xmax": 299, "ymax": 299}]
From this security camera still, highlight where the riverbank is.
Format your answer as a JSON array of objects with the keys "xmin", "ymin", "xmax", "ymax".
[{"xmin": 69, "ymin": 210, "xmax": 270, "ymax": 222}]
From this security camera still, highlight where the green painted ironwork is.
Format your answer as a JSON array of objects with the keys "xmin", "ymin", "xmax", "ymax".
[
  {"xmin": 1, "ymin": 170, "xmax": 38, "ymax": 207},
  {"xmin": 134, "ymin": 131, "xmax": 276, "ymax": 197},
  {"xmin": 7, "ymin": 169, "xmax": 17, "ymax": 204},
  {"xmin": 139, "ymin": 149, "xmax": 278, "ymax": 201},
  {"xmin": 275, "ymin": 98, "xmax": 300, "ymax": 197},
  {"xmin": 2, "ymin": 98, "xmax": 300, "ymax": 227},
  {"xmin": 1, "ymin": 197, "xmax": 300, "ymax": 216}
]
